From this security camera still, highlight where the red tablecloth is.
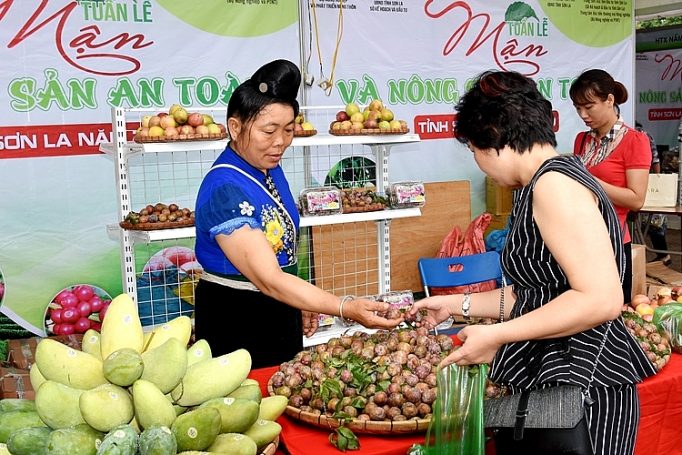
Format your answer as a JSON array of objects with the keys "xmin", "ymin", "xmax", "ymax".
[{"xmin": 249, "ymin": 351, "xmax": 682, "ymax": 455}]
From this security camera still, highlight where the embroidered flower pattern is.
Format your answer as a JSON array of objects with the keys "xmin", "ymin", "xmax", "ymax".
[
  {"xmin": 239, "ymin": 201, "xmax": 255, "ymax": 216},
  {"xmin": 261, "ymin": 206, "xmax": 291, "ymax": 256}
]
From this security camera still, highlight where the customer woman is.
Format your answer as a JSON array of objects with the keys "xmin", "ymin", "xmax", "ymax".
[
  {"xmin": 193, "ymin": 59, "xmax": 402, "ymax": 369},
  {"xmin": 570, "ymin": 69, "xmax": 652, "ymax": 303},
  {"xmin": 408, "ymin": 71, "xmax": 656, "ymax": 455}
]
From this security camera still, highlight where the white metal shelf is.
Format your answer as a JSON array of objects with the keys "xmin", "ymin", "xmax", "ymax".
[
  {"xmin": 98, "ymin": 133, "xmax": 420, "ymax": 157},
  {"xmin": 106, "ymin": 207, "xmax": 421, "ymax": 244},
  {"xmin": 103, "ymin": 106, "xmax": 422, "ymax": 329}
]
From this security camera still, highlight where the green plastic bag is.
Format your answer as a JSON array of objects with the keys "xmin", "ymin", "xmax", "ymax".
[
  {"xmin": 408, "ymin": 363, "xmax": 487, "ymax": 455},
  {"xmin": 653, "ymin": 303, "xmax": 682, "ymax": 353}
]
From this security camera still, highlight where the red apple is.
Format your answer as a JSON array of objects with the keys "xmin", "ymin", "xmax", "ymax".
[
  {"xmin": 194, "ymin": 125, "xmax": 210, "ymax": 136},
  {"xmin": 336, "ymin": 110, "xmax": 350, "ymax": 122},
  {"xmin": 187, "ymin": 112, "xmax": 205, "ymax": 128}
]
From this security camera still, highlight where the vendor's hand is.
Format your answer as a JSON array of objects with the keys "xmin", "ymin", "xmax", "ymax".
[
  {"xmin": 302, "ymin": 311, "xmax": 319, "ymax": 337},
  {"xmin": 345, "ymin": 297, "xmax": 404, "ymax": 329},
  {"xmin": 408, "ymin": 295, "xmax": 455, "ymax": 330},
  {"xmin": 439, "ymin": 324, "xmax": 501, "ymax": 368}
]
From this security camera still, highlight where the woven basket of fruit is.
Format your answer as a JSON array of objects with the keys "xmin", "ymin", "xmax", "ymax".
[
  {"xmin": 329, "ymin": 128, "xmax": 409, "ymax": 136},
  {"xmin": 341, "ymin": 188, "xmax": 388, "ymax": 213},
  {"xmin": 133, "ymin": 132, "xmax": 228, "ymax": 143},
  {"xmin": 294, "ymin": 129, "xmax": 317, "ymax": 137},
  {"xmin": 120, "ymin": 203, "xmax": 195, "ymax": 231},
  {"xmin": 267, "ymin": 328, "xmax": 457, "ymax": 434}
]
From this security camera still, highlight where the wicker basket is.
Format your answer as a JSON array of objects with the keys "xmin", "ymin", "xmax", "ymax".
[{"xmin": 267, "ymin": 378, "xmax": 429, "ymax": 435}]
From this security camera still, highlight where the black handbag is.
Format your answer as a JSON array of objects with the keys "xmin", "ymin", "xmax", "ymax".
[
  {"xmin": 483, "ymin": 311, "xmax": 612, "ymax": 455},
  {"xmin": 484, "ymin": 385, "xmax": 594, "ymax": 455}
]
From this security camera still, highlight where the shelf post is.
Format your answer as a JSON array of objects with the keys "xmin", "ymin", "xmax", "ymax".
[
  {"xmin": 372, "ymin": 144, "xmax": 394, "ymax": 294},
  {"xmin": 111, "ymin": 107, "xmax": 138, "ymax": 301}
]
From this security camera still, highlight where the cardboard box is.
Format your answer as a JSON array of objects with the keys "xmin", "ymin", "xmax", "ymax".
[
  {"xmin": 6, "ymin": 334, "xmax": 83, "ymax": 369},
  {"xmin": 0, "ymin": 366, "xmax": 34, "ymax": 400},
  {"xmin": 486, "ymin": 176, "xmax": 513, "ymax": 216}
]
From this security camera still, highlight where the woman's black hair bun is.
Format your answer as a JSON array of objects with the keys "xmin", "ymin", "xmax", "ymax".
[{"xmin": 250, "ymin": 59, "xmax": 301, "ymax": 101}]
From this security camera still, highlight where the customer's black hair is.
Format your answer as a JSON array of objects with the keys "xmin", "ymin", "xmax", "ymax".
[
  {"xmin": 227, "ymin": 59, "xmax": 301, "ymax": 126},
  {"xmin": 453, "ymin": 70, "xmax": 557, "ymax": 154}
]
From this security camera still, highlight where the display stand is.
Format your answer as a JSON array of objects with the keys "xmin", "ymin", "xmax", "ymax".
[{"xmin": 101, "ymin": 107, "xmax": 421, "ymax": 331}]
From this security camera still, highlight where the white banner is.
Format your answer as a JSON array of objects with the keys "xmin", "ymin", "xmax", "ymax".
[{"xmin": 0, "ymin": 0, "xmax": 636, "ymax": 334}]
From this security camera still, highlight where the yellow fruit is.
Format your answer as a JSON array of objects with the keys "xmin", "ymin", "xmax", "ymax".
[
  {"xmin": 79, "ymin": 384, "xmax": 134, "ymax": 432},
  {"xmin": 187, "ymin": 339, "xmax": 212, "ymax": 366},
  {"xmin": 35, "ymin": 338, "xmax": 107, "ymax": 390},
  {"xmin": 170, "ymin": 349, "xmax": 251, "ymax": 407},
  {"xmin": 81, "ymin": 329, "xmax": 102, "ymax": 361},
  {"xmin": 301, "ymin": 122, "xmax": 315, "ymax": 131},
  {"xmin": 148, "ymin": 125, "xmax": 164, "ymax": 137},
  {"xmin": 345, "ymin": 102, "xmax": 360, "ymax": 116},
  {"xmin": 132, "ymin": 379, "xmax": 177, "ymax": 431},
  {"xmin": 258, "ymin": 395, "xmax": 288, "ymax": 421},
  {"xmin": 100, "ymin": 293, "xmax": 144, "ymax": 360},
  {"xmin": 635, "ymin": 303, "xmax": 655, "ymax": 316},
  {"xmin": 143, "ymin": 315, "xmax": 192, "ymax": 352},
  {"xmin": 140, "ymin": 337, "xmax": 188, "ymax": 394},
  {"xmin": 169, "ymin": 104, "xmax": 182, "ymax": 115},
  {"xmin": 35, "ymin": 380, "xmax": 86, "ymax": 429}
]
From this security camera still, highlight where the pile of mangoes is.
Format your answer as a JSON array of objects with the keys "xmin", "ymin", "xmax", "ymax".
[{"xmin": 0, "ymin": 294, "xmax": 285, "ymax": 455}]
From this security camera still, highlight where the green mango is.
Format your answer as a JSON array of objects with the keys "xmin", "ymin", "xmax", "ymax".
[{"xmin": 171, "ymin": 407, "xmax": 221, "ymax": 452}]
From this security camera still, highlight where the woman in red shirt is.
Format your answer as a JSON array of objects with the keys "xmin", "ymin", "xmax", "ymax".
[{"xmin": 570, "ymin": 69, "xmax": 651, "ymax": 305}]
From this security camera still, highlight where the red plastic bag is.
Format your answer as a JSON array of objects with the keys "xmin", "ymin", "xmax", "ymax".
[{"xmin": 431, "ymin": 212, "xmax": 496, "ymax": 295}]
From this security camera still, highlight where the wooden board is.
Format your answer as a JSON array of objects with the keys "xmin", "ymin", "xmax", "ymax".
[
  {"xmin": 390, "ymin": 181, "xmax": 471, "ymax": 293},
  {"xmin": 309, "ymin": 181, "xmax": 471, "ymax": 296}
]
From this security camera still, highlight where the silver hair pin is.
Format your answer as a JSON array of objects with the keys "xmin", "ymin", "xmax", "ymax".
[{"xmin": 258, "ymin": 82, "xmax": 268, "ymax": 93}]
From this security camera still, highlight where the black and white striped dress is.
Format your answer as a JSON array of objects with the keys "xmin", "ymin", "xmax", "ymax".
[{"xmin": 492, "ymin": 155, "xmax": 657, "ymax": 455}]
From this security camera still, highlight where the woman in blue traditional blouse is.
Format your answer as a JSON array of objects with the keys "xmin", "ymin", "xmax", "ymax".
[{"xmin": 194, "ymin": 59, "xmax": 402, "ymax": 369}]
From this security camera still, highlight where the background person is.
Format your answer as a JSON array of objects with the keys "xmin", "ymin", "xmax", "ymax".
[
  {"xmin": 193, "ymin": 59, "xmax": 402, "ymax": 369},
  {"xmin": 569, "ymin": 69, "xmax": 652, "ymax": 304},
  {"xmin": 408, "ymin": 70, "xmax": 657, "ymax": 455}
]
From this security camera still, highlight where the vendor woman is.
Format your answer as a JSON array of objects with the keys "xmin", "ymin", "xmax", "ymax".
[{"xmin": 193, "ymin": 59, "xmax": 402, "ymax": 369}]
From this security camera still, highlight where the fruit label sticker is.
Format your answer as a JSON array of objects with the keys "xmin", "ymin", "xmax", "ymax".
[
  {"xmin": 67, "ymin": 349, "xmax": 77, "ymax": 357},
  {"xmin": 187, "ymin": 427, "xmax": 198, "ymax": 439},
  {"xmin": 113, "ymin": 430, "xmax": 126, "ymax": 438},
  {"xmin": 224, "ymin": 397, "xmax": 235, "ymax": 405},
  {"xmin": 161, "ymin": 324, "xmax": 171, "ymax": 331},
  {"xmin": 301, "ymin": 188, "xmax": 341, "ymax": 216},
  {"xmin": 109, "ymin": 391, "xmax": 118, "ymax": 401},
  {"xmin": 161, "ymin": 426, "xmax": 172, "ymax": 435},
  {"xmin": 122, "ymin": 314, "xmax": 133, "ymax": 324},
  {"xmin": 219, "ymin": 358, "xmax": 229, "ymax": 366}
]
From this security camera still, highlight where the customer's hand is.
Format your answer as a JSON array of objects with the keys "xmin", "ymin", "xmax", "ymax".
[
  {"xmin": 302, "ymin": 311, "xmax": 319, "ymax": 337},
  {"xmin": 407, "ymin": 295, "xmax": 455, "ymax": 329},
  {"xmin": 344, "ymin": 297, "xmax": 404, "ymax": 329},
  {"xmin": 439, "ymin": 324, "xmax": 502, "ymax": 368}
]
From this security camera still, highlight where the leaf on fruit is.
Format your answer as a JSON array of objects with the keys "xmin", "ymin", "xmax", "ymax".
[{"xmin": 505, "ymin": 2, "xmax": 538, "ymax": 22}]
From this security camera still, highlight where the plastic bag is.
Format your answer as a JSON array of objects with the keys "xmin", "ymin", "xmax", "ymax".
[
  {"xmin": 408, "ymin": 363, "xmax": 487, "ymax": 455},
  {"xmin": 432, "ymin": 213, "xmax": 496, "ymax": 295},
  {"xmin": 136, "ymin": 265, "xmax": 195, "ymax": 326},
  {"xmin": 653, "ymin": 303, "xmax": 682, "ymax": 353}
]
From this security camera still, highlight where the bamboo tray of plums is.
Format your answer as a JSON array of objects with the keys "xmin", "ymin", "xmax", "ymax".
[
  {"xmin": 267, "ymin": 327, "xmax": 458, "ymax": 434},
  {"xmin": 120, "ymin": 203, "xmax": 195, "ymax": 230}
]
